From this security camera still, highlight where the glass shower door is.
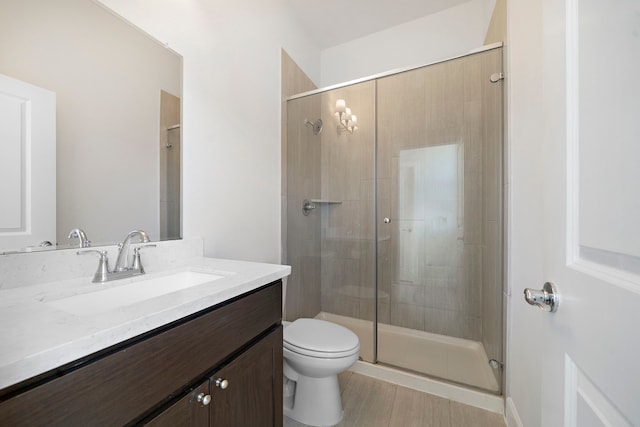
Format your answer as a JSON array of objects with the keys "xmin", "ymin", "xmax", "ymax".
[
  {"xmin": 375, "ymin": 48, "xmax": 504, "ymax": 393},
  {"xmin": 285, "ymin": 46, "xmax": 504, "ymax": 394}
]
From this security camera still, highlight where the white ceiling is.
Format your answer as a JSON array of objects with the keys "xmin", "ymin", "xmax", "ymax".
[{"xmin": 285, "ymin": 0, "xmax": 472, "ymax": 49}]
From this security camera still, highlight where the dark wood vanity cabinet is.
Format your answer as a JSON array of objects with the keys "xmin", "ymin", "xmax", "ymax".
[
  {"xmin": 210, "ymin": 327, "xmax": 283, "ymax": 426},
  {"xmin": 146, "ymin": 327, "xmax": 283, "ymax": 427},
  {"xmin": 0, "ymin": 280, "xmax": 283, "ymax": 427}
]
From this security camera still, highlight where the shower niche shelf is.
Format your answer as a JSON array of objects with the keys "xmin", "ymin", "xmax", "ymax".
[{"xmin": 302, "ymin": 199, "xmax": 342, "ymax": 216}]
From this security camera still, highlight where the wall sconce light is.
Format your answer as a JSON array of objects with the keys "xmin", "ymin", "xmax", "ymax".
[{"xmin": 335, "ymin": 99, "xmax": 358, "ymax": 134}]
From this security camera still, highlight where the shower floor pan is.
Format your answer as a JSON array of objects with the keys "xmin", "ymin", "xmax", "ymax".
[{"xmin": 316, "ymin": 311, "xmax": 499, "ymax": 393}]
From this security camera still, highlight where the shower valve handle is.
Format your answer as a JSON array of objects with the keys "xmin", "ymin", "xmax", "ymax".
[{"xmin": 302, "ymin": 199, "xmax": 316, "ymax": 216}]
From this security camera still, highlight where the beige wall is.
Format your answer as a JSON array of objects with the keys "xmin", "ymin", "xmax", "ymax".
[{"xmin": 0, "ymin": 0, "xmax": 181, "ymax": 245}]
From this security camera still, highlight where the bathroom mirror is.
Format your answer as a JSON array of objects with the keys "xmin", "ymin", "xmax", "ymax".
[{"xmin": 0, "ymin": 0, "xmax": 182, "ymax": 253}]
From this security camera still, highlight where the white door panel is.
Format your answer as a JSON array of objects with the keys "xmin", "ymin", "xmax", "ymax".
[
  {"xmin": 509, "ymin": 0, "xmax": 640, "ymax": 425},
  {"xmin": 0, "ymin": 74, "xmax": 56, "ymax": 251},
  {"xmin": 545, "ymin": 0, "xmax": 640, "ymax": 423},
  {"xmin": 0, "ymin": 91, "xmax": 24, "ymax": 228},
  {"xmin": 574, "ymin": 0, "xmax": 640, "ymax": 259}
]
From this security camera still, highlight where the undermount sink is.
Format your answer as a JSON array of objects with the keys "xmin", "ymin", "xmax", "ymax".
[{"xmin": 46, "ymin": 271, "xmax": 224, "ymax": 316}]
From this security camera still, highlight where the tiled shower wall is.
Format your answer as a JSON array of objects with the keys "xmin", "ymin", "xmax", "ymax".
[
  {"xmin": 319, "ymin": 83, "xmax": 377, "ymax": 324},
  {"xmin": 285, "ymin": 94, "xmax": 322, "ymax": 321},
  {"xmin": 282, "ymin": 50, "xmax": 320, "ymax": 321}
]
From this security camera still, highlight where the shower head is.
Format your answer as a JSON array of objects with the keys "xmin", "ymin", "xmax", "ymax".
[{"xmin": 304, "ymin": 118, "xmax": 323, "ymax": 135}]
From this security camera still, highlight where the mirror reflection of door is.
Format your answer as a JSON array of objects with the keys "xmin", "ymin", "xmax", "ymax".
[
  {"xmin": 0, "ymin": 74, "xmax": 55, "ymax": 252},
  {"xmin": 0, "ymin": 0, "xmax": 182, "ymax": 249}
]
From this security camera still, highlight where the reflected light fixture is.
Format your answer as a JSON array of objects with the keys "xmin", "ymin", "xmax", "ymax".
[{"xmin": 335, "ymin": 99, "xmax": 358, "ymax": 133}]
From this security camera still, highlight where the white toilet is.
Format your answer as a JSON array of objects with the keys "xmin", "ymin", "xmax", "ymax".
[{"xmin": 282, "ymin": 318, "xmax": 360, "ymax": 426}]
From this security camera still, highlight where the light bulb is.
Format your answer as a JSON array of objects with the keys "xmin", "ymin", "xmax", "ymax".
[{"xmin": 344, "ymin": 107, "xmax": 352, "ymax": 121}]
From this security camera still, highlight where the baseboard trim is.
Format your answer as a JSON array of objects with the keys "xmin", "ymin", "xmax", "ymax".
[{"xmin": 505, "ymin": 397, "xmax": 524, "ymax": 427}]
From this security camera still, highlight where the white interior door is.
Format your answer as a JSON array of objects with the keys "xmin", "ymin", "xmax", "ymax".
[
  {"xmin": 0, "ymin": 74, "xmax": 56, "ymax": 251},
  {"xmin": 510, "ymin": 0, "xmax": 640, "ymax": 425}
]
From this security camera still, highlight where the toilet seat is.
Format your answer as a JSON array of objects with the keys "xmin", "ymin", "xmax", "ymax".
[{"xmin": 284, "ymin": 318, "xmax": 359, "ymax": 358}]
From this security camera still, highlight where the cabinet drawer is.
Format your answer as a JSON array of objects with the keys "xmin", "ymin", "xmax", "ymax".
[{"xmin": 0, "ymin": 281, "xmax": 281, "ymax": 426}]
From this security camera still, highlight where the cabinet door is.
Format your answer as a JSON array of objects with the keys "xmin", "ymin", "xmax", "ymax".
[
  {"xmin": 211, "ymin": 327, "xmax": 283, "ymax": 427},
  {"xmin": 144, "ymin": 381, "xmax": 210, "ymax": 427}
]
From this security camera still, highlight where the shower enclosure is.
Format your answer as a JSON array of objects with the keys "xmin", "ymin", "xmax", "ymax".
[
  {"xmin": 160, "ymin": 90, "xmax": 181, "ymax": 241},
  {"xmin": 285, "ymin": 45, "xmax": 504, "ymax": 393}
]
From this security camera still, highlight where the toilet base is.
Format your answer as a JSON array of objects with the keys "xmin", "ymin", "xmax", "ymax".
[{"xmin": 283, "ymin": 373, "xmax": 343, "ymax": 426}]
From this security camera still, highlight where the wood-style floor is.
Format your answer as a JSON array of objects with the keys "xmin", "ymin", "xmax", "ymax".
[{"xmin": 284, "ymin": 372, "xmax": 506, "ymax": 427}]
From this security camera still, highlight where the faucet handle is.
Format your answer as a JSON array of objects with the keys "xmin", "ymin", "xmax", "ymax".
[
  {"xmin": 132, "ymin": 244, "xmax": 156, "ymax": 273},
  {"xmin": 77, "ymin": 250, "xmax": 111, "ymax": 283},
  {"xmin": 68, "ymin": 228, "xmax": 91, "ymax": 248}
]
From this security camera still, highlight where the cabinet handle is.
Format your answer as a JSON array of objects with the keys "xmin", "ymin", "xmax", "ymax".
[
  {"xmin": 196, "ymin": 392, "xmax": 211, "ymax": 406},
  {"xmin": 215, "ymin": 378, "xmax": 229, "ymax": 389}
]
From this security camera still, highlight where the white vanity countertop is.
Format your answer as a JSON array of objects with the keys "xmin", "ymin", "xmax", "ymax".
[{"xmin": 0, "ymin": 257, "xmax": 290, "ymax": 391}]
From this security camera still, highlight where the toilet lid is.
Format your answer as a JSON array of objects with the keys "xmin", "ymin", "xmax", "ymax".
[{"xmin": 284, "ymin": 319, "xmax": 359, "ymax": 355}]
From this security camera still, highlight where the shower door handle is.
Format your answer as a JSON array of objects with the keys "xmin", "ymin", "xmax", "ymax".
[{"xmin": 524, "ymin": 282, "xmax": 559, "ymax": 312}]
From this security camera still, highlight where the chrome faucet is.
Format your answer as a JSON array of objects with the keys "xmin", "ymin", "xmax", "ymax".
[
  {"xmin": 77, "ymin": 230, "xmax": 155, "ymax": 283},
  {"xmin": 114, "ymin": 230, "xmax": 151, "ymax": 272},
  {"xmin": 68, "ymin": 228, "xmax": 90, "ymax": 247}
]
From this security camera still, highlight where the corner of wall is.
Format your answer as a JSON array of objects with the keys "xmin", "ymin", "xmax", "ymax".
[
  {"xmin": 280, "ymin": 47, "xmax": 321, "ymax": 89},
  {"xmin": 484, "ymin": 0, "xmax": 507, "ymax": 45}
]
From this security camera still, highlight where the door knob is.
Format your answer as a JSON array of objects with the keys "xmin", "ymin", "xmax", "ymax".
[{"xmin": 524, "ymin": 282, "xmax": 559, "ymax": 312}]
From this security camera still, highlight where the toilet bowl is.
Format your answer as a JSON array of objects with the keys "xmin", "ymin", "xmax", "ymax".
[{"xmin": 283, "ymin": 318, "xmax": 360, "ymax": 426}]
